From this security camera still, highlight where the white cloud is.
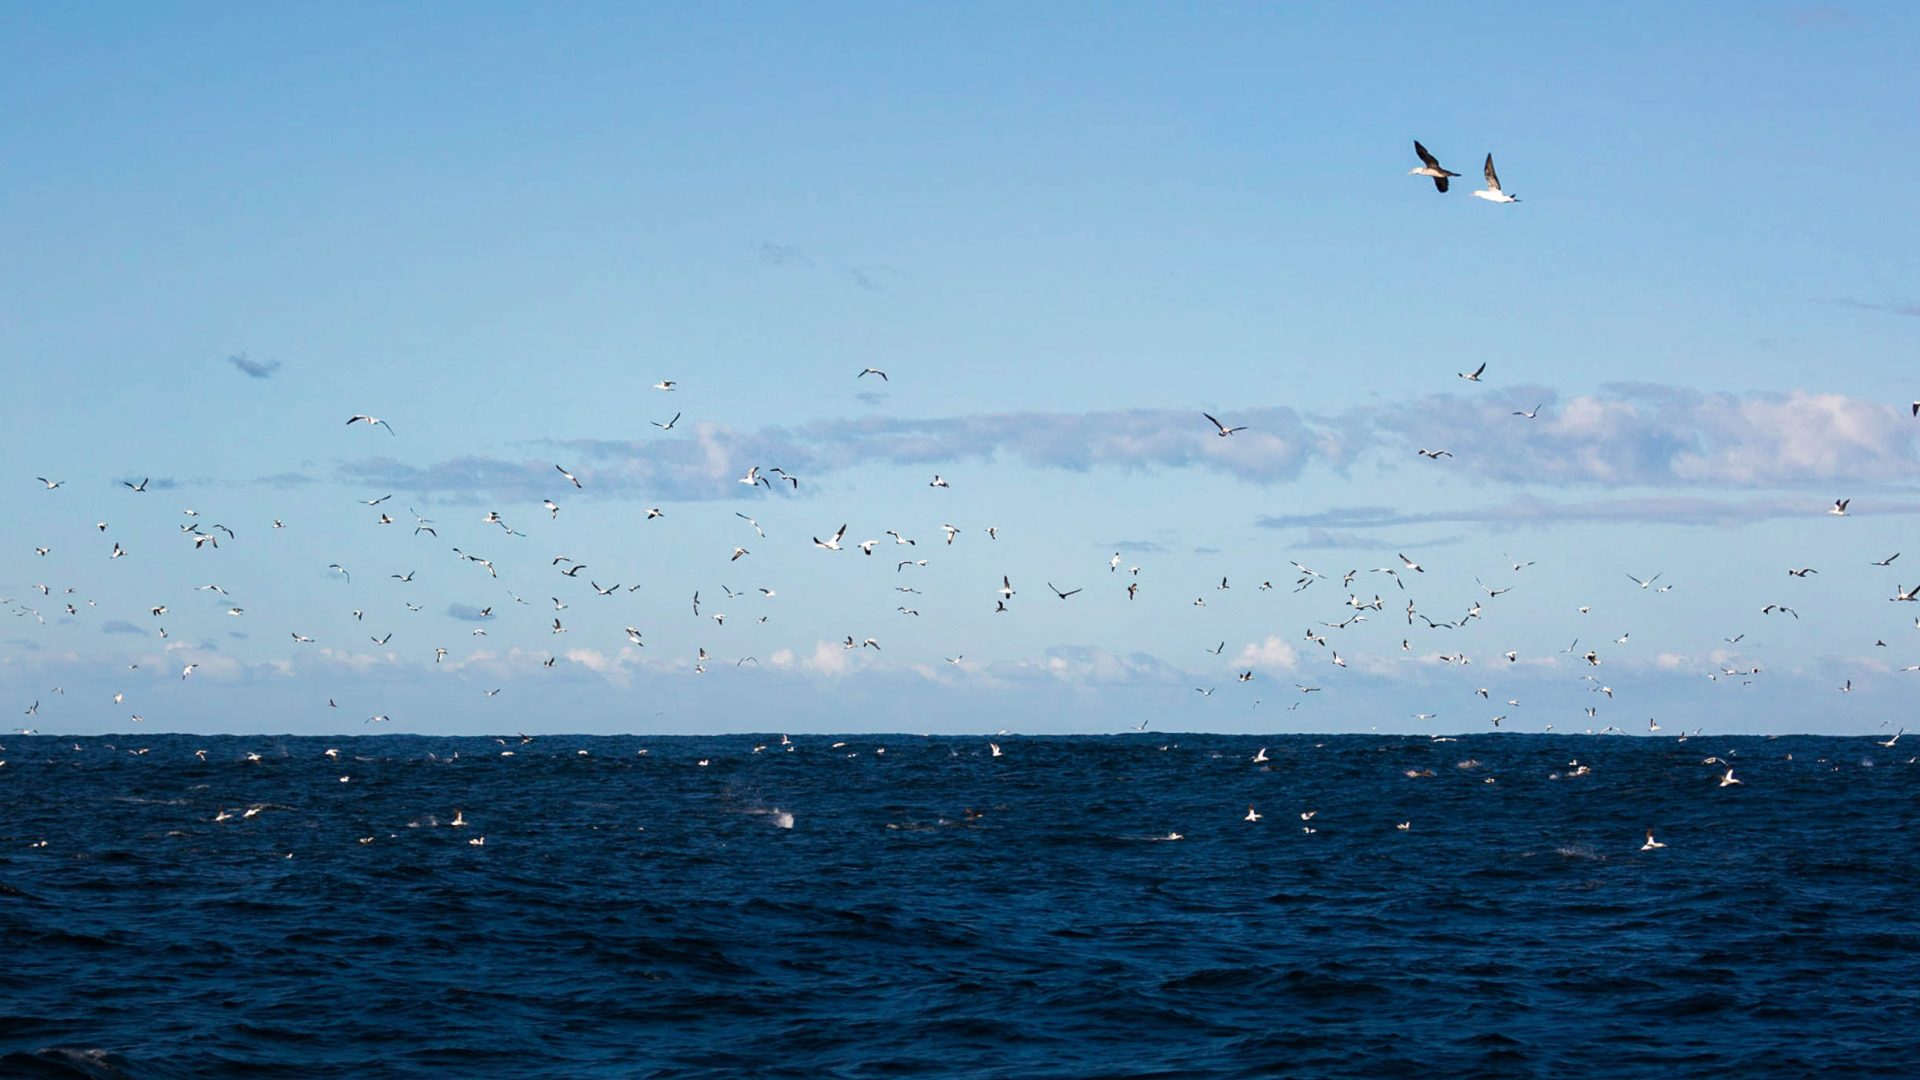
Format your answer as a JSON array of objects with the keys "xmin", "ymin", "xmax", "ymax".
[
  {"xmin": 805, "ymin": 640, "xmax": 852, "ymax": 676},
  {"xmin": 1377, "ymin": 386, "xmax": 1920, "ymax": 489},
  {"xmin": 1234, "ymin": 636, "xmax": 1299, "ymax": 672}
]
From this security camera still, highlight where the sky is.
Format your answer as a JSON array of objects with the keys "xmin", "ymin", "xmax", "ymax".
[{"xmin": 2, "ymin": 3, "xmax": 1918, "ymax": 737}]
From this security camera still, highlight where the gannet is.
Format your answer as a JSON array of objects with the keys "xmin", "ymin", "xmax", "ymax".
[
  {"xmin": 1470, "ymin": 153, "xmax": 1519, "ymax": 203},
  {"xmin": 1203, "ymin": 412, "xmax": 1247, "ymax": 437},
  {"xmin": 1408, "ymin": 140, "xmax": 1459, "ymax": 191}
]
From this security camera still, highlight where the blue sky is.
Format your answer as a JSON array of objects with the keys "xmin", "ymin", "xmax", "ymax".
[{"xmin": 3, "ymin": 3, "xmax": 1918, "ymax": 736}]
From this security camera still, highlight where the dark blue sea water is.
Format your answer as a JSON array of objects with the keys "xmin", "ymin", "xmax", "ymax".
[{"xmin": 2, "ymin": 733, "xmax": 1916, "ymax": 1079}]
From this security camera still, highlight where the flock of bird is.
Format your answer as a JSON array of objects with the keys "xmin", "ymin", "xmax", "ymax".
[
  {"xmin": 2, "ymin": 141, "xmax": 1913, "ymax": 759},
  {"xmin": 3, "ymin": 723, "xmax": 1897, "ymax": 858}
]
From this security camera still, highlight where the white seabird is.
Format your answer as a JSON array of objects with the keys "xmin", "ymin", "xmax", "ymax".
[
  {"xmin": 1470, "ymin": 153, "xmax": 1519, "ymax": 203},
  {"xmin": 1203, "ymin": 412, "xmax": 1247, "ymax": 437}
]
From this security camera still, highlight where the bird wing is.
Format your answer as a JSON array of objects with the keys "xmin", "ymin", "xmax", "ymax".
[
  {"xmin": 1414, "ymin": 140, "xmax": 1441, "ymax": 169},
  {"xmin": 1483, "ymin": 153, "xmax": 1501, "ymax": 191}
]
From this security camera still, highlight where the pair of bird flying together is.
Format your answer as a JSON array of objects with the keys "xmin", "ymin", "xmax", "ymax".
[{"xmin": 1410, "ymin": 141, "xmax": 1519, "ymax": 203}]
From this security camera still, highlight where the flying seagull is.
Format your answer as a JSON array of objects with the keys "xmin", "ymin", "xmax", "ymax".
[
  {"xmin": 1203, "ymin": 413, "xmax": 1247, "ymax": 437},
  {"xmin": 1471, "ymin": 154, "xmax": 1519, "ymax": 203},
  {"xmin": 555, "ymin": 465, "xmax": 583, "ymax": 489},
  {"xmin": 1458, "ymin": 362, "xmax": 1486, "ymax": 382},
  {"xmin": 858, "ymin": 367, "xmax": 888, "ymax": 381},
  {"xmin": 345, "ymin": 415, "xmax": 396, "ymax": 435},
  {"xmin": 1409, "ymin": 140, "xmax": 1459, "ymax": 192}
]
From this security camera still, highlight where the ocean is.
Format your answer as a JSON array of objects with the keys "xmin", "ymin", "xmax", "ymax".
[{"xmin": 1, "ymin": 733, "xmax": 1915, "ymax": 1078}]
